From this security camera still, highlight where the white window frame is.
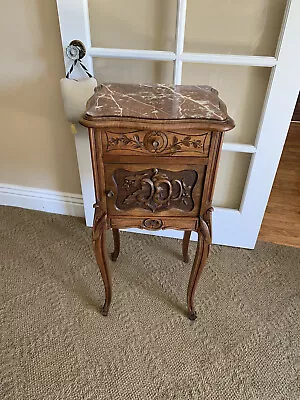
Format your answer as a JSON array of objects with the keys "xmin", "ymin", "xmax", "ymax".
[{"xmin": 56, "ymin": 0, "xmax": 300, "ymax": 248}]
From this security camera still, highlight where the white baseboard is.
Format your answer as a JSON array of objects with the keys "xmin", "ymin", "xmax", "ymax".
[{"xmin": 0, "ymin": 184, "xmax": 84, "ymax": 218}]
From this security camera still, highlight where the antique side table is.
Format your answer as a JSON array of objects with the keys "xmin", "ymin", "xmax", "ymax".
[{"xmin": 80, "ymin": 83, "xmax": 234, "ymax": 320}]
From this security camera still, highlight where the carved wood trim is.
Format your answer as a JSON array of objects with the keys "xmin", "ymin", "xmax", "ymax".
[
  {"xmin": 92, "ymin": 203, "xmax": 106, "ymax": 242},
  {"xmin": 109, "ymin": 216, "xmax": 198, "ymax": 231},
  {"xmin": 203, "ymin": 207, "xmax": 213, "ymax": 239},
  {"xmin": 113, "ymin": 167, "xmax": 198, "ymax": 213},
  {"xmin": 164, "ymin": 130, "xmax": 210, "ymax": 155},
  {"xmin": 104, "ymin": 130, "xmax": 210, "ymax": 156},
  {"xmin": 199, "ymin": 216, "xmax": 212, "ymax": 244},
  {"xmin": 80, "ymin": 116, "xmax": 235, "ymax": 132},
  {"xmin": 141, "ymin": 218, "xmax": 163, "ymax": 230}
]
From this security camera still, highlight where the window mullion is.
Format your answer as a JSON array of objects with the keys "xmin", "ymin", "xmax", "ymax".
[{"xmin": 173, "ymin": 0, "xmax": 187, "ymax": 85}]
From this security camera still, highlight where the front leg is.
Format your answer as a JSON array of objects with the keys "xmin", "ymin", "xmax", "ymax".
[
  {"xmin": 187, "ymin": 217, "xmax": 211, "ymax": 320},
  {"xmin": 182, "ymin": 231, "xmax": 191, "ymax": 263},
  {"xmin": 93, "ymin": 211, "xmax": 112, "ymax": 316},
  {"xmin": 111, "ymin": 228, "xmax": 120, "ymax": 262},
  {"xmin": 203, "ymin": 207, "xmax": 213, "ymax": 256}
]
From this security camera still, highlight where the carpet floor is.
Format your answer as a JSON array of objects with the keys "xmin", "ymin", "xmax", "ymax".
[{"xmin": 0, "ymin": 206, "xmax": 299, "ymax": 400}]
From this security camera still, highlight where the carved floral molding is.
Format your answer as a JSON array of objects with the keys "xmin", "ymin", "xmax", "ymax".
[{"xmin": 105, "ymin": 130, "xmax": 209, "ymax": 155}]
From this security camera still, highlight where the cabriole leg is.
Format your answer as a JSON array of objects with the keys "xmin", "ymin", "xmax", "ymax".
[
  {"xmin": 182, "ymin": 231, "xmax": 191, "ymax": 263},
  {"xmin": 187, "ymin": 218, "xmax": 211, "ymax": 320},
  {"xmin": 93, "ymin": 212, "xmax": 112, "ymax": 316},
  {"xmin": 111, "ymin": 228, "xmax": 120, "ymax": 262}
]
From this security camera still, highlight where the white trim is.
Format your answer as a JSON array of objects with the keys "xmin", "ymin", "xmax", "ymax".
[
  {"xmin": 173, "ymin": 0, "xmax": 187, "ymax": 84},
  {"xmin": 274, "ymin": 0, "xmax": 290, "ymax": 59},
  {"xmin": 56, "ymin": 0, "xmax": 93, "ymax": 74},
  {"xmin": 175, "ymin": 0, "xmax": 187, "ymax": 56},
  {"xmin": 88, "ymin": 48, "xmax": 277, "ymax": 68},
  {"xmin": 82, "ymin": 0, "xmax": 92, "ymax": 48},
  {"xmin": 180, "ymin": 53, "xmax": 277, "ymax": 67},
  {"xmin": 212, "ymin": 208, "xmax": 246, "ymax": 247},
  {"xmin": 173, "ymin": 59, "xmax": 183, "ymax": 85},
  {"xmin": 237, "ymin": 0, "xmax": 300, "ymax": 248},
  {"xmin": 126, "ymin": 228, "xmax": 185, "ymax": 241},
  {"xmin": 89, "ymin": 47, "xmax": 176, "ymax": 61},
  {"xmin": 0, "ymin": 184, "xmax": 84, "ymax": 217},
  {"xmin": 73, "ymin": 126, "xmax": 95, "ymax": 226},
  {"xmin": 222, "ymin": 143, "xmax": 256, "ymax": 153},
  {"xmin": 56, "ymin": 0, "xmax": 95, "ymax": 224}
]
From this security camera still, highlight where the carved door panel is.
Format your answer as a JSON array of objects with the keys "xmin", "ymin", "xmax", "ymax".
[{"xmin": 104, "ymin": 163, "xmax": 206, "ymax": 217}]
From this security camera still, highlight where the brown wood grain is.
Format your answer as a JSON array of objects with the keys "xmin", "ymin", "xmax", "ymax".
[
  {"xmin": 292, "ymin": 93, "xmax": 300, "ymax": 122},
  {"xmin": 109, "ymin": 216, "xmax": 198, "ymax": 231},
  {"xmin": 110, "ymin": 228, "xmax": 120, "ymax": 262},
  {"xmin": 81, "ymin": 116, "xmax": 234, "ymax": 132},
  {"xmin": 101, "ymin": 128, "xmax": 211, "ymax": 157},
  {"xmin": 103, "ymin": 163, "xmax": 206, "ymax": 217},
  {"xmin": 182, "ymin": 231, "xmax": 192, "ymax": 263},
  {"xmin": 102, "ymin": 153, "xmax": 210, "ymax": 165},
  {"xmin": 259, "ymin": 123, "xmax": 300, "ymax": 247}
]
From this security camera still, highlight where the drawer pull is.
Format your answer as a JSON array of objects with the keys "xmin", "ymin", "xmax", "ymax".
[
  {"xmin": 144, "ymin": 131, "xmax": 168, "ymax": 153},
  {"xmin": 142, "ymin": 218, "xmax": 163, "ymax": 230},
  {"xmin": 106, "ymin": 190, "xmax": 115, "ymax": 198},
  {"xmin": 152, "ymin": 140, "xmax": 159, "ymax": 149}
]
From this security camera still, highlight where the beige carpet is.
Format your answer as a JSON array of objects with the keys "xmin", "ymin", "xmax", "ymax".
[{"xmin": 0, "ymin": 206, "xmax": 299, "ymax": 400}]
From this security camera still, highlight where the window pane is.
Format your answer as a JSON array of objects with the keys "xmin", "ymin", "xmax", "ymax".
[
  {"xmin": 182, "ymin": 64, "xmax": 270, "ymax": 145},
  {"xmin": 185, "ymin": 0, "xmax": 287, "ymax": 56},
  {"xmin": 92, "ymin": 58, "xmax": 174, "ymax": 85},
  {"xmin": 88, "ymin": 0, "xmax": 176, "ymax": 51},
  {"xmin": 213, "ymin": 152, "xmax": 251, "ymax": 209}
]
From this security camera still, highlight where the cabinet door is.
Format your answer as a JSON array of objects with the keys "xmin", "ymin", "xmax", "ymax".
[{"xmin": 104, "ymin": 163, "xmax": 206, "ymax": 217}]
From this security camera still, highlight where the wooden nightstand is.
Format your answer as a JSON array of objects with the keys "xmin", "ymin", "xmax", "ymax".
[{"xmin": 80, "ymin": 83, "xmax": 234, "ymax": 320}]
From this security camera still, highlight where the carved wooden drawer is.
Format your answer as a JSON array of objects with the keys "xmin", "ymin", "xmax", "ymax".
[
  {"xmin": 109, "ymin": 216, "xmax": 198, "ymax": 231},
  {"xmin": 101, "ymin": 128, "xmax": 211, "ymax": 157},
  {"xmin": 104, "ymin": 163, "xmax": 206, "ymax": 217}
]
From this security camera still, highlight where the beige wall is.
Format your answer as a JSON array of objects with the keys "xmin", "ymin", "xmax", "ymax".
[
  {"xmin": 0, "ymin": 0, "xmax": 286, "ymax": 207},
  {"xmin": 0, "ymin": 1, "xmax": 81, "ymax": 194}
]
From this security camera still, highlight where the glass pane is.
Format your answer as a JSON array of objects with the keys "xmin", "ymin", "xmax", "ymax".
[
  {"xmin": 88, "ymin": 0, "xmax": 177, "ymax": 51},
  {"xmin": 213, "ymin": 152, "xmax": 251, "ymax": 209},
  {"xmin": 185, "ymin": 0, "xmax": 287, "ymax": 56},
  {"xmin": 93, "ymin": 59, "xmax": 173, "ymax": 84},
  {"xmin": 182, "ymin": 64, "xmax": 270, "ymax": 145}
]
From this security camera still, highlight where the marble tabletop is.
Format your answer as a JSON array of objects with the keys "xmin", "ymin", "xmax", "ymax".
[{"xmin": 84, "ymin": 83, "xmax": 230, "ymax": 122}]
